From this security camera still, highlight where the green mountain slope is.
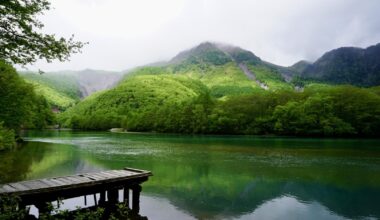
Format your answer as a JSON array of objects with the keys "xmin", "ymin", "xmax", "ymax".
[
  {"xmin": 169, "ymin": 42, "xmax": 293, "ymax": 94},
  {"xmin": 59, "ymin": 74, "xmax": 211, "ymax": 131},
  {"xmin": 52, "ymin": 69, "xmax": 122, "ymax": 97},
  {"xmin": 58, "ymin": 42, "xmax": 380, "ymax": 137},
  {"xmin": 21, "ymin": 73, "xmax": 81, "ymax": 110},
  {"xmin": 0, "ymin": 61, "xmax": 54, "ymax": 149},
  {"xmin": 295, "ymin": 43, "xmax": 380, "ymax": 87},
  {"xmin": 20, "ymin": 69, "xmax": 123, "ymax": 110}
]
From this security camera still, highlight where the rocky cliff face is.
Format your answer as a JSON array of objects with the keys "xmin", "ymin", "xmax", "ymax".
[{"xmin": 73, "ymin": 69, "xmax": 122, "ymax": 97}]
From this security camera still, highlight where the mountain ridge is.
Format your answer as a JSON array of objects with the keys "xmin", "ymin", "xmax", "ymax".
[
  {"xmin": 56, "ymin": 41, "xmax": 380, "ymax": 137},
  {"xmin": 19, "ymin": 69, "xmax": 123, "ymax": 110},
  {"xmin": 296, "ymin": 43, "xmax": 380, "ymax": 86}
]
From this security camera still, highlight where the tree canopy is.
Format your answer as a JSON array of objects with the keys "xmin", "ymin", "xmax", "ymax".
[{"xmin": 0, "ymin": 0, "xmax": 85, "ymax": 65}]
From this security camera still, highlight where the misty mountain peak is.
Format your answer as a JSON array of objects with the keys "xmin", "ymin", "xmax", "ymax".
[
  {"xmin": 170, "ymin": 41, "xmax": 231, "ymax": 65},
  {"xmin": 170, "ymin": 41, "xmax": 261, "ymax": 66}
]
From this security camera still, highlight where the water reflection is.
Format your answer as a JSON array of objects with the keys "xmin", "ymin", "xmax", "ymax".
[
  {"xmin": 236, "ymin": 196, "xmax": 346, "ymax": 220},
  {"xmin": 1, "ymin": 131, "xmax": 379, "ymax": 219}
]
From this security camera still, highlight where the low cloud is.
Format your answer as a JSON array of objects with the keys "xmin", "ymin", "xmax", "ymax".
[{"xmin": 27, "ymin": 0, "xmax": 380, "ymax": 71}]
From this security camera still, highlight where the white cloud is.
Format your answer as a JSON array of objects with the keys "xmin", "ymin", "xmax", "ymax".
[{"xmin": 26, "ymin": 0, "xmax": 380, "ymax": 71}]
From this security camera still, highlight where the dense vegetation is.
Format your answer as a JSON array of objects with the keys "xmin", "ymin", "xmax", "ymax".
[
  {"xmin": 59, "ymin": 68, "xmax": 380, "ymax": 137},
  {"xmin": 58, "ymin": 43, "xmax": 295, "ymax": 132},
  {"xmin": 3, "ymin": 41, "xmax": 380, "ymax": 143},
  {"xmin": 21, "ymin": 73, "xmax": 81, "ymax": 110},
  {"xmin": 0, "ymin": 122, "xmax": 15, "ymax": 151},
  {"xmin": 59, "ymin": 74, "xmax": 211, "ymax": 131},
  {"xmin": 19, "ymin": 69, "xmax": 122, "ymax": 110},
  {"xmin": 0, "ymin": 0, "xmax": 86, "ymax": 152},
  {"xmin": 0, "ymin": 60, "xmax": 54, "ymax": 150},
  {"xmin": 57, "ymin": 42, "xmax": 380, "ymax": 137}
]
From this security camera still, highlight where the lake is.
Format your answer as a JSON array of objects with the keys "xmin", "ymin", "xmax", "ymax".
[{"xmin": 1, "ymin": 130, "xmax": 380, "ymax": 220}]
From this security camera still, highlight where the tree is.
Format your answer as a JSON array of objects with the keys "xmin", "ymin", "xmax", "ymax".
[
  {"xmin": 0, "ymin": 0, "xmax": 85, "ymax": 65},
  {"xmin": 0, "ymin": 60, "xmax": 54, "ymax": 131},
  {"xmin": 0, "ymin": 122, "xmax": 15, "ymax": 150}
]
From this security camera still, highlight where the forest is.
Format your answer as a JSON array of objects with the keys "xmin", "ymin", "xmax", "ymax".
[
  {"xmin": 0, "ymin": 61, "xmax": 54, "ymax": 150},
  {"xmin": 2, "ymin": 40, "xmax": 380, "ymax": 152},
  {"xmin": 54, "ymin": 42, "xmax": 380, "ymax": 137},
  {"xmin": 58, "ymin": 72, "xmax": 380, "ymax": 137}
]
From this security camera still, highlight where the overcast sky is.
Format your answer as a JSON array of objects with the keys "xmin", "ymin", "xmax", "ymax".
[{"xmin": 26, "ymin": 0, "xmax": 380, "ymax": 72}]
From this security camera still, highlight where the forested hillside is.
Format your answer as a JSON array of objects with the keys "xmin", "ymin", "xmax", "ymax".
[
  {"xmin": 294, "ymin": 44, "xmax": 380, "ymax": 86},
  {"xmin": 21, "ymin": 73, "xmax": 81, "ymax": 110},
  {"xmin": 58, "ymin": 42, "xmax": 380, "ymax": 137},
  {"xmin": 20, "ymin": 70, "xmax": 122, "ymax": 110},
  {"xmin": 2, "ymin": 41, "xmax": 380, "ymax": 140},
  {"xmin": 0, "ymin": 61, "xmax": 54, "ymax": 150},
  {"xmin": 53, "ymin": 69, "xmax": 122, "ymax": 97}
]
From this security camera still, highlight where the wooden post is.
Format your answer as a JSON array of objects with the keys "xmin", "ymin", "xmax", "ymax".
[
  {"xmin": 124, "ymin": 187, "xmax": 130, "ymax": 207},
  {"xmin": 99, "ymin": 191, "xmax": 106, "ymax": 206},
  {"xmin": 93, "ymin": 194, "xmax": 98, "ymax": 206},
  {"xmin": 107, "ymin": 188, "xmax": 119, "ymax": 204},
  {"xmin": 131, "ymin": 184, "xmax": 142, "ymax": 214},
  {"xmin": 35, "ymin": 201, "xmax": 51, "ymax": 216}
]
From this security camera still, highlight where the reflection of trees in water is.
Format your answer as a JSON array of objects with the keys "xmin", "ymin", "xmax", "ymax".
[
  {"xmin": 94, "ymin": 158, "xmax": 380, "ymax": 220},
  {"xmin": 0, "ymin": 141, "xmax": 86, "ymax": 183},
  {"xmin": 143, "ymin": 178, "xmax": 380, "ymax": 219},
  {"xmin": 4, "ymin": 133, "xmax": 379, "ymax": 220},
  {"xmin": 0, "ymin": 142, "xmax": 46, "ymax": 183}
]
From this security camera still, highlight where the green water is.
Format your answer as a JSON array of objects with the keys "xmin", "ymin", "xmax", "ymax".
[{"xmin": 1, "ymin": 131, "xmax": 380, "ymax": 220}]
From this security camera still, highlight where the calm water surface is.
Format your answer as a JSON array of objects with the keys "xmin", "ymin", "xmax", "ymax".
[{"xmin": 1, "ymin": 131, "xmax": 380, "ymax": 220}]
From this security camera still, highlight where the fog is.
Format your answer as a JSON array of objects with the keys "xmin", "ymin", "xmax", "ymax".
[{"xmin": 26, "ymin": 0, "xmax": 380, "ymax": 72}]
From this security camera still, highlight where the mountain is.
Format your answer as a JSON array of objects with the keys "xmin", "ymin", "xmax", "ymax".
[
  {"xmin": 289, "ymin": 60, "xmax": 312, "ymax": 74},
  {"xmin": 167, "ymin": 42, "xmax": 292, "ymax": 93},
  {"xmin": 58, "ymin": 42, "xmax": 380, "ymax": 137},
  {"xmin": 170, "ymin": 42, "xmax": 262, "ymax": 66},
  {"xmin": 21, "ymin": 73, "xmax": 81, "ymax": 110},
  {"xmin": 59, "ymin": 42, "xmax": 293, "ymax": 130},
  {"xmin": 58, "ymin": 74, "xmax": 210, "ymax": 130},
  {"xmin": 54, "ymin": 69, "xmax": 122, "ymax": 97},
  {"xmin": 296, "ymin": 44, "xmax": 380, "ymax": 87},
  {"xmin": 20, "ymin": 69, "xmax": 123, "ymax": 110}
]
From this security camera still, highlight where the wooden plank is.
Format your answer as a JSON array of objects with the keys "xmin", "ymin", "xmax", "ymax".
[
  {"xmin": 39, "ymin": 179, "xmax": 61, "ymax": 187},
  {"xmin": 54, "ymin": 177, "xmax": 74, "ymax": 185},
  {"xmin": 22, "ymin": 180, "xmax": 50, "ymax": 190},
  {"xmin": 76, "ymin": 174, "xmax": 94, "ymax": 181},
  {"xmin": 109, "ymin": 170, "xmax": 132, "ymax": 176},
  {"xmin": 67, "ymin": 176, "xmax": 91, "ymax": 183},
  {"xmin": 102, "ymin": 171, "xmax": 125, "ymax": 177},
  {"xmin": 120, "ymin": 170, "xmax": 137, "ymax": 175},
  {"xmin": 79, "ymin": 174, "xmax": 97, "ymax": 181},
  {"xmin": 111, "ymin": 170, "xmax": 131, "ymax": 175},
  {"xmin": 124, "ymin": 167, "xmax": 146, "ymax": 173},
  {"xmin": 86, "ymin": 173, "xmax": 107, "ymax": 180},
  {"xmin": 93, "ymin": 173, "xmax": 112, "ymax": 179},
  {"xmin": 0, "ymin": 168, "xmax": 152, "ymax": 200},
  {"xmin": 95, "ymin": 172, "xmax": 118, "ymax": 179},
  {"xmin": 83, "ymin": 174, "xmax": 105, "ymax": 181},
  {"xmin": 1, "ymin": 184, "xmax": 17, "ymax": 192},
  {"xmin": 47, "ymin": 178, "xmax": 67, "ymax": 186},
  {"xmin": 9, "ymin": 183, "xmax": 30, "ymax": 191},
  {"xmin": 62, "ymin": 176, "xmax": 86, "ymax": 184}
]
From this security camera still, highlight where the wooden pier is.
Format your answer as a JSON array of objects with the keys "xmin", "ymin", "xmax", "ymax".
[{"xmin": 0, "ymin": 167, "xmax": 152, "ymax": 215}]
